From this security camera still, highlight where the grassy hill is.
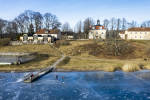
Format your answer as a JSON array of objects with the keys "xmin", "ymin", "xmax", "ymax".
[
  {"xmin": 0, "ymin": 39, "xmax": 150, "ymax": 72},
  {"xmin": 56, "ymin": 40, "xmax": 150, "ymax": 72}
]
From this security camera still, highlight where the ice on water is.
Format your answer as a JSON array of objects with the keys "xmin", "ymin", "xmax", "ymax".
[{"xmin": 1, "ymin": 71, "xmax": 150, "ymax": 100}]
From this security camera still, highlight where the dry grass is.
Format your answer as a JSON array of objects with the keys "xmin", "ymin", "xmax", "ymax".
[
  {"xmin": 0, "ymin": 38, "xmax": 10, "ymax": 46},
  {"xmin": 55, "ymin": 40, "xmax": 150, "ymax": 72},
  {"xmin": 1, "ymin": 40, "xmax": 150, "ymax": 72},
  {"xmin": 0, "ymin": 44, "xmax": 61, "ymax": 56},
  {"xmin": 58, "ymin": 56, "xmax": 70, "ymax": 66},
  {"xmin": 57, "ymin": 56, "xmax": 150, "ymax": 72},
  {"xmin": 59, "ymin": 40, "xmax": 93, "ymax": 55},
  {"xmin": 122, "ymin": 63, "xmax": 141, "ymax": 72},
  {"xmin": 59, "ymin": 40, "xmax": 144, "ymax": 59},
  {"xmin": 0, "ymin": 44, "xmax": 62, "ymax": 72},
  {"xmin": 143, "ymin": 64, "xmax": 150, "ymax": 70},
  {"xmin": 0, "ymin": 56, "xmax": 59, "ymax": 72}
]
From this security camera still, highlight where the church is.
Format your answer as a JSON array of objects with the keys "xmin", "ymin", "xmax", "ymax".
[{"xmin": 89, "ymin": 20, "xmax": 107, "ymax": 39}]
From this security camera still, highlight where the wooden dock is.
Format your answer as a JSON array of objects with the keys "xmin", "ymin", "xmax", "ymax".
[{"xmin": 23, "ymin": 55, "xmax": 65, "ymax": 83}]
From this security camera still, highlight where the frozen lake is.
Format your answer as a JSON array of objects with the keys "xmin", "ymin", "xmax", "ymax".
[{"xmin": 1, "ymin": 71, "xmax": 150, "ymax": 100}]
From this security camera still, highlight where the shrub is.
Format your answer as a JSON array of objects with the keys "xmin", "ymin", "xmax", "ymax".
[
  {"xmin": 72, "ymin": 42, "xmax": 103, "ymax": 56},
  {"xmin": 104, "ymin": 39, "xmax": 134, "ymax": 56},
  {"xmin": 0, "ymin": 38, "xmax": 10, "ymax": 46},
  {"xmin": 54, "ymin": 40, "xmax": 70, "ymax": 48},
  {"xmin": 122, "ymin": 63, "xmax": 141, "ymax": 72},
  {"xmin": 145, "ymin": 48, "xmax": 150, "ymax": 58},
  {"xmin": 58, "ymin": 56, "xmax": 71, "ymax": 66}
]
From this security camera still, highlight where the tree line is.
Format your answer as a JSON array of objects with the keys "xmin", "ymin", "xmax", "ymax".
[
  {"xmin": 1, "ymin": 10, "xmax": 150, "ymax": 38},
  {"xmin": 62, "ymin": 17, "xmax": 150, "ymax": 39},
  {"xmin": 0, "ymin": 10, "xmax": 61, "ymax": 35}
]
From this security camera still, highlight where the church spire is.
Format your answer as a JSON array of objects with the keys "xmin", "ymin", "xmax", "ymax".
[{"xmin": 97, "ymin": 20, "xmax": 100, "ymax": 25}]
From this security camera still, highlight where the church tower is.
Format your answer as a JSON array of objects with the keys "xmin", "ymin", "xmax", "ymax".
[{"xmin": 97, "ymin": 20, "xmax": 100, "ymax": 25}]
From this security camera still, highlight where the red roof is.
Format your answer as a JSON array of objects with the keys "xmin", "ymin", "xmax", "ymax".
[
  {"xmin": 36, "ymin": 29, "xmax": 60, "ymax": 34},
  {"xmin": 128, "ymin": 27, "xmax": 150, "ymax": 31},
  {"xmin": 95, "ymin": 25, "xmax": 105, "ymax": 30}
]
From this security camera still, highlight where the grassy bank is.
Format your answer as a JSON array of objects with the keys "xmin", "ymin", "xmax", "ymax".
[
  {"xmin": 1, "ymin": 40, "xmax": 150, "ymax": 72},
  {"xmin": 56, "ymin": 40, "xmax": 150, "ymax": 72},
  {"xmin": 57, "ymin": 56, "xmax": 150, "ymax": 72},
  {"xmin": 0, "ymin": 44, "xmax": 61, "ymax": 72}
]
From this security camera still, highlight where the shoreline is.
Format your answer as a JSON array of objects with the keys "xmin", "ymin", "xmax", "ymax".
[{"xmin": 0, "ymin": 68, "xmax": 150, "ymax": 73}]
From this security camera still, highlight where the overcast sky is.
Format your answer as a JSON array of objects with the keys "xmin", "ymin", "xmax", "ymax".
[{"xmin": 0, "ymin": 0, "xmax": 150, "ymax": 28}]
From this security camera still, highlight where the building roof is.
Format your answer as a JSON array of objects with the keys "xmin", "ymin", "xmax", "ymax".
[
  {"xmin": 95, "ymin": 25, "xmax": 105, "ymax": 30},
  {"xmin": 128, "ymin": 27, "xmax": 150, "ymax": 31},
  {"xmin": 90, "ymin": 20, "xmax": 105, "ymax": 30},
  {"xmin": 36, "ymin": 29, "xmax": 60, "ymax": 34},
  {"xmin": 119, "ymin": 30, "xmax": 125, "ymax": 34}
]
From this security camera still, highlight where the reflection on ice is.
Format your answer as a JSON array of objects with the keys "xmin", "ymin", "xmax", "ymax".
[
  {"xmin": 1, "ymin": 71, "xmax": 150, "ymax": 100},
  {"xmin": 135, "ymin": 71, "xmax": 150, "ymax": 80}
]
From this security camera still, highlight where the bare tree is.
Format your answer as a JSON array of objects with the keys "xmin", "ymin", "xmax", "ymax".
[
  {"xmin": 24, "ymin": 10, "xmax": 34, "ymax": 33},
  {"xmin": 110, "ymin": 18, "xmax": 117, "ymax": 30},
  {"xmin": 83, "ymin": 18, "xmax": 94, "ymax": 39},
  {"xmin": 0, "ymin": 19, "xmax": 7, "ymax": 34},
  {"xmin": 104, "ymin": 39, "xmax": 134, "ymax": 56},
  {"xmin": 12, "ymin": 21, "xmax": 18, "ymax": 33},
  {"xmin": 14, "ymin": 14, "xmax": 26, "ymax": 33},
  {"xmin": 103, "ymin": 19, "xmax": 109, "ymax": 29},
  {"xmin": 44, "ymin": 13, "xmax": 52, "ymax": 29},
  {"xmin": 62, "ymin": 22, "xmax": 72, "ymax": 32},
  {"xmin": 128, "ymin": 20, "xmax": 137, "ymax": 28},
  {"xmin": 122, "ymin": 18, "xmax": 127, "ymax": 30},
  {"xmin": 141, "ymin": 21, "xmax": 150, "ymax": 27},
  {"xmin": 75, "ymin": 21, "xmax": 83, "ymax": 39},
  {"xmin": 116, "ymin": 18, "xmax": 121, "ymax": 31},
  {"xmin": 76, "ymin": 21, "xmax": 82, "ymax": 33},
  {"xmin": 51, "ymin": 15, "xmax": 61, "ymax": 29},
  {"xmin": 33, "ymin": 12, "xmax": 43, "ymax": 32},
  {"xmin": 28, "ymin": 23, "xmax": 34, "ymax": 35},
  {"xmin": 44, "ymin": 13, "xmax": 61, "ymax": 29}
]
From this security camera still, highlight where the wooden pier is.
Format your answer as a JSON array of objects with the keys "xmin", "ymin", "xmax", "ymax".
[{"xmin": 23, "ymin": 55, "xmax": 65, "ymax": 83}]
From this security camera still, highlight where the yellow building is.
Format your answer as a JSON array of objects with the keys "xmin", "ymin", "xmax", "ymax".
[{"xmin": 119, "ymin": 27, "xmax": 150, "ymax": 40}]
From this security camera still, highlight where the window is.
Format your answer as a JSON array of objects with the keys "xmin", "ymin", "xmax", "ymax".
[{"xmin": 38, "ymin": 35, "xmax": 42, "ymax": 37}]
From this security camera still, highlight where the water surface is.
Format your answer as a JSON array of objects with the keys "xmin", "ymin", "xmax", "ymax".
[{"xmin": 0, "ymin": 71, "xmax": 150, "ymax": 100}]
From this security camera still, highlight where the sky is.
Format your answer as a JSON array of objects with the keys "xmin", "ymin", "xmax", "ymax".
[{"xmin": 0, "ymin": 0, "xmax": 150, "ymax": 28}]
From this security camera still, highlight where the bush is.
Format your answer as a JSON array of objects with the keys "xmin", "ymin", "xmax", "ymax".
[
  {"xmin": 71, "ymin": 42, "xmax": 103, "ymax": 56},
  {"xmin": 0, "ymin": 38, "xmax": 10, "ymax": 46},
  {"xmin": 58, "ymin": 56, "xmax": 71, "ymax": 66},
  {"xmin": 145, "ymin": 48, "xmax": 150, "ymax": 58},
  {"xmin": 122, "ymin": 63, "xmax": 141, "ymax": 72},
  {"xmin": 104, "ymin": 39, "xmax": 134, "ymax": 56},
  {"xmin": 54, "ymin": 40, "xmax": 70, "ymax": 48}
]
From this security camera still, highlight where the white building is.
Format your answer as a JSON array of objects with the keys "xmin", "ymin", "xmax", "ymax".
[
  {"xmin": 119, "ymin": 28, "xmax": 150, "ymax": 40},
  {"xmin": 89, "ymin": 20, "xmax": 107, "ymax": 39},
  {"xmin": 20, "ymin": 29, "xmax": 61, "ymax": 43},
  {"xmin": 36, "ymin": 29, "xmax": 61, "ymax": 39}
]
